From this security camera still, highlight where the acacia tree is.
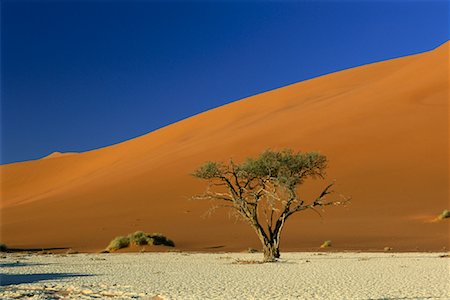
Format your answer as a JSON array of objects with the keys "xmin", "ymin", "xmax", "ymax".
[{"xmin": 192, "ymin": 149, "xmax": 349, "ymax": 262}]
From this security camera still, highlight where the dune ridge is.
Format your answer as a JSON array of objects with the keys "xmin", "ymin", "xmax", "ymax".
[
  {"xmin": 1, "ymin": 42, "xmax": 448, "ymax": 252},
  {"xmin": 42, "ymin": 151, "xmax": 78, "ymax": 160}
]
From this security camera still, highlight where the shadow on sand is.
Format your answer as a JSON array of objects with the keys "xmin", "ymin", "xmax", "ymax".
[
  {"xmin": 0, "ymin": 273, "xmax": 92, "ymax": 286},
  {"xmin": 4, "ymin": 247, "xmax": 68, "ymax": 253},
  {"xmin": 0, "ymin": 262, "xmax": 52, "ymax": 268}
]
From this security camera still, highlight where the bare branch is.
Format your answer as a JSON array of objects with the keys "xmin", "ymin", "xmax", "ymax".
[{"xmin": 309, "ymin": 207, "xmax": 324, "ymax": 221}]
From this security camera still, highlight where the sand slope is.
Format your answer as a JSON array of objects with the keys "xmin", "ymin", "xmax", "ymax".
[{"xmin": 1, "ymin": 43, "xmax": 448, "ymax": 252}]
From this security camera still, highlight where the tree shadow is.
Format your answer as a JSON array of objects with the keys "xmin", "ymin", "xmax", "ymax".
[
  {"xmin": 0, "ymin": 262, "xmax": 51, "ymax": 268},
  {"xmin": 3, "ymin": 247, "xmax": 70, "ymax": 253},
  {"xmin": 0, "ymin": 273, "xmax": 92, "ymax": 286},
  {"xmin": 5, "ymin": 247, "xmax": 68, "ymax": 253}
]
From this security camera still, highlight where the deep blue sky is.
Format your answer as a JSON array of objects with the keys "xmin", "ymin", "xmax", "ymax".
[{"xmin": 1, "ymin": 0, "xmax": 449, "ymax": 164}]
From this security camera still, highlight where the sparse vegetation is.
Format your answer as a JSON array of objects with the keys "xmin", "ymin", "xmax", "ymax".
[
  {"xmin": 106, "ymin": 236, "xmax": 130, "ymax": 251},
  {"xmin": 129, "ymin": 231, "xmax": 151, "ymax": 246},
  {"xmin": 320, "ymin": 240, "xmax": 332, "ymax": 248},
  {"xmin": 438, "ymin": 209, "xmax": 450, "ymax": 220},
  {"xmin": 150, "ymin": 233, "xmax": 175, "ymax": 247},
  {"xmin": 0, "ymin": 243, "xmax": 8, "ymax": 252},
  {"xmin": 233, "ymin": 259, "xmax": 264, "ymax": 265},
  {"xmin": 105, "ymin": 231, "xmax": 175, "ymax": 252}
]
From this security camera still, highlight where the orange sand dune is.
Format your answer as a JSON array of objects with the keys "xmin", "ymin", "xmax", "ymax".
[{"xmin": 1, "ymin": 43, "xmax": 448, "ymax": 252}]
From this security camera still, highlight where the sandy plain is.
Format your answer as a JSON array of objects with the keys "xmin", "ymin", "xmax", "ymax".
[{"xmin": 0, "ymin": 252, "xmax": 449, "ymax": 299}]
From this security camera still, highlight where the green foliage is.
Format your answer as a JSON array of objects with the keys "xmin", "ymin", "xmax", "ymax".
[
  {"xmin": 0, "ymin": 243, "xmax": 8, "ymax": 252},
  {"xmin": 129, "ymin": 231, "xmax": 151, "ymax": 246},
  {"xmin": 106, "ymin": 236, "xmax": 130, "ymax": 251},
  {"xmin": 239, "ymin": 149, "xmax": 327, "ymax": 187},
  {"xmin": 192, "ymin": 161, "xmax": 224, "ymax": 179},
  {"xmin": 192, "ymin": 149, "xmax": 327, "ymax": 188},
  {"xmin": 438, "ymin": 209, "xmax": 450, "ymax": 220}
]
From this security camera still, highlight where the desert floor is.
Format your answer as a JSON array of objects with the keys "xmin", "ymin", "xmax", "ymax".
[{"xmin": 0, "ymin": 252, "xmax": 449, "ymax": 299}]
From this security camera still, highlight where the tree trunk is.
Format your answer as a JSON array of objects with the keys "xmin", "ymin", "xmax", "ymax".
[
  {"xmin": 251, "ymin": 221, "xmax": 282, "ymax": 262},
  {"xmin": 262, "ymin": 241, "xmax": 279, "ymax": 262}
]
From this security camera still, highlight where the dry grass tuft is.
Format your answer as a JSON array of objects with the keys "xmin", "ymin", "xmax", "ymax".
[
  {"xmin": 106, "ymin": 236, "xmax": 130, "ymax": 252},
  {"xmin": 320, "ymin": 240, "xmax": 332, "ymax": 248},
  {"xmin": 232, "ymin": 259, "xmax": 265, "ymax": 264},
  {"xmin": 438, "ymin": 209, "xmax": 450, "ymax": 220},
  {"xmin": 105, "ymin": 231, "xmax": 175, "ymax": 252}
]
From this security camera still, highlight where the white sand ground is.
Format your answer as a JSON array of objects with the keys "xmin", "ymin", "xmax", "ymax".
[{"xmin": 0, "ymin": 252, "xmax": 449, "ymax": 299}]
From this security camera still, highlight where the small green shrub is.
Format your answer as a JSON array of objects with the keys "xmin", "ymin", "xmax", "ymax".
[
  {"xmin": 320, "ymin": 240, "xmax": 332, "ymax": 248},
  {"xmin": 106, "ymin": 236, "xmax": 130, "ymax": 251},
  {"xmin": 105, "ymin": 231, "xmax": 175, "ymax": 251},
  {"xmin": 129, "ymin": 231, "xmax": 151, "ymax": 246},
  {"xmin": 438, "ymin": 209, "xmax": 450, "ymax": 220},
  {"xmin": 0, "ymin": 243, "xmax": 7, "ymax": 252}
]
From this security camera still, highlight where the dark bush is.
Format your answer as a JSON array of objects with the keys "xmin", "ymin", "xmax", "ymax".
[{"xmin": 0, "ymin": 243, "xmax": 7, "ymax": 252}]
